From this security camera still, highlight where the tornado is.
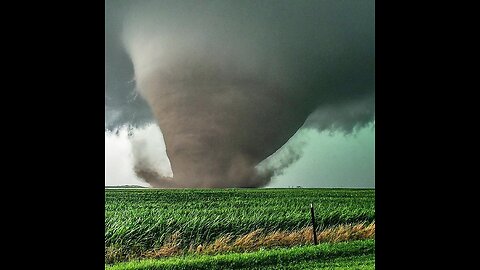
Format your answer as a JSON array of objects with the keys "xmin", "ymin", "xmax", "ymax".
[{"xmin": 105, "ymin": 0, "xmax": 375, "ymax": 188}]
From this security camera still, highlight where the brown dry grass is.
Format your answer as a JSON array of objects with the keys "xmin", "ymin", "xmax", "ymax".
[
  {"xmin": 142, "ymin": 231, "xmax": 182, "ymax": 258},
  {"xmin": 131, "ymin": 222, "xmax": 375, "ymax": 261}
]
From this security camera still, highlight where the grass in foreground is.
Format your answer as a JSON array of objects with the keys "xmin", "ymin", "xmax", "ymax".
[
  {"xmin": 106, "ymin": 239, "xmax": 374, "ymax": 270},
  {"xmin": 106, "ymin": 222, "xmax": 374, "ymax": 263},
  {"xmin": 105, "ymin": 188, "xmax": 374, "ymax": 260},
  {"xmin": 250, "ymin": 254, "xmax": 375, "ymax": 270}
]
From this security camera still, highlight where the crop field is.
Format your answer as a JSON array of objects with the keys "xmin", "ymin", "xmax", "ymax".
[{"xmin": 105, "ymin": 188, "xmax": 375, "ymax": 269}]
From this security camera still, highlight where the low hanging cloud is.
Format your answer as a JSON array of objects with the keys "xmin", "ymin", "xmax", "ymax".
[
  {"xmin": 105, "ymin": 0, "xmax": 375, "ymax": 188},
  {"xmin": 105, "ymin": 124, "xmax": 172, "ymax": 187}
]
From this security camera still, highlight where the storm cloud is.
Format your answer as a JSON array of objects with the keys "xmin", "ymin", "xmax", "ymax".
[{"xmin": 105, "ymin": 0, "xmax": 374, "ymax": 188}]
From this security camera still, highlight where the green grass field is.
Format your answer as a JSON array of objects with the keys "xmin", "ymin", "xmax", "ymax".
[
  {"xmin": 106, "ymin": 239, "xmax": 374, "ymax": 270},
  {"xmin": 105, "ymin": 188, "xmax": 375, "ymax": 268}
]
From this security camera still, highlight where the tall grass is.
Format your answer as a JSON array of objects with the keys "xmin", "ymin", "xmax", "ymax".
[
  {"xmin": 106, "ymin": 222, "xmax": 375, "ymax": 263},
  {"xmin": 105, "ymin": 188, "xmax": 374, "ymax": 262}
]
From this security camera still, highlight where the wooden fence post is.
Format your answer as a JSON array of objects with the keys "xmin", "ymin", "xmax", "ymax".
[{"xmin": 310, "ymin": 203, "xmax": 318, "ymax": 245}]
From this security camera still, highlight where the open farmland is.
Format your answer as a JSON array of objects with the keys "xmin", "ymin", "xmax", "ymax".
[{"xmin": 105, "ymin": 188, "xmax": 375, "ymax": 268}]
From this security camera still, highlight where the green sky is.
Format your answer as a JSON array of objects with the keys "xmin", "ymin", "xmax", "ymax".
[
  {"xmin": 105, "ymin": 123, "xmax": 375, "ymax": 188},
  {"xmin": 268, "ymin": 124, "xmax": 374, "ymax": 188}
]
